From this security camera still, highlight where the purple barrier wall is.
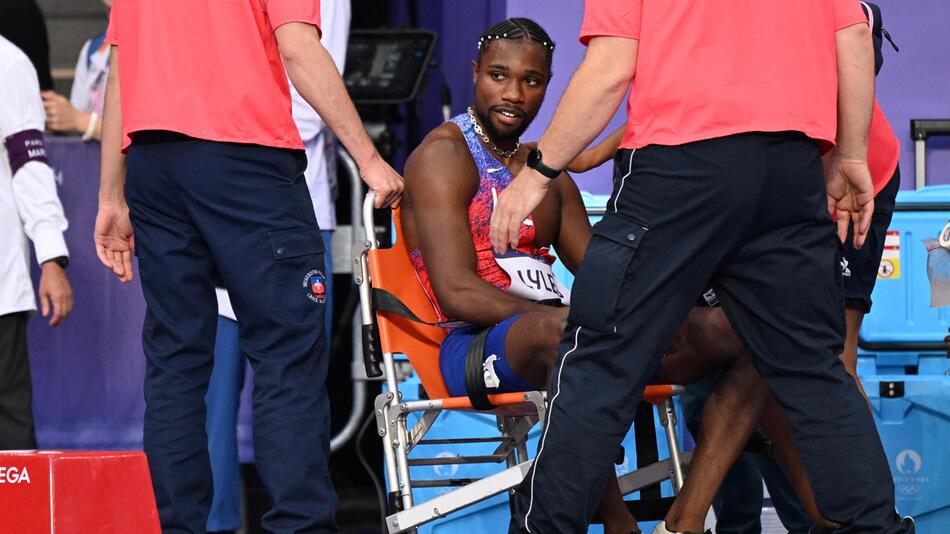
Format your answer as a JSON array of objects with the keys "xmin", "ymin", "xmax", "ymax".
[
  {"xmin": 29, "ymin": 137, "xmax": 254, "ymax": 459},
  {"xmin": 874, "ymin": 1, "xmax": 950, "ymax": 188},
  {"xmin": 28, "ymin": 137, "xmax": 146, "ymax": 450}
]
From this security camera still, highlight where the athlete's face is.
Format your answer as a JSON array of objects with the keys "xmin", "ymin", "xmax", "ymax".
[{"xmin": 472, "ymin": 39, "xmax": 550, "ymax": 143}]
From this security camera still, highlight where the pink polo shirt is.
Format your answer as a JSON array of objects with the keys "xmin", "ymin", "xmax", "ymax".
[
  {"xmin": 580, "ymin": 0, "xmax": 868, "ymax": 150},
  {"xmin": 105, "ymin": 1, "xmax": 321, "ymax": 150},
  {"xmin": 868, "ymin": 101, "xmax": 900, "ymax": 195}
]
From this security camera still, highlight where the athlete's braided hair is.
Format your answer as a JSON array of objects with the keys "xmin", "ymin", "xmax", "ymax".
[{"xmin": 476, "ymin": 18, "xmax": 555, "ymax": 71}]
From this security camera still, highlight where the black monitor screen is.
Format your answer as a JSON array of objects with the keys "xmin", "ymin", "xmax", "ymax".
[{"xmin": 344, "ymin": 30, "xmax": 437, "ymax": 105}]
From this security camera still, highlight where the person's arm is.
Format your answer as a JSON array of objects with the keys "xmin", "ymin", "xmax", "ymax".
[
  {"xmin": 41, "ymin": 92, "xmax": 103, "ymax": 140},
  {"xmin": 826, "ymin": 22, "xmax": 876, "ymax": 248},
  {"xmin": 490, "ymin": 36, "xmax": 638, "ymax": 252},
  {"xmin": 11, "ymin": 161, "xmax": 73, "ymax": 325},
  {"xmin": 1, "ymin": 58, "xmax": 74, "ymax": 325},
  {"xmin": 274, "ymin": 22, "xmax": 403, "ymax": 208},
  {"xmin": 94, "ymin": 46, "xmax": 135, "ymax": 283},
  {"xmin": 405, "ymin": 138, "xmax": 550, "ymax": 326},
  {"xmin": 552, "ymin": 174, "xmax": 592, "ymax": 274},
  {"xmin": 567, "ymin": 124, "xmax": 626, "ymax": 173}
]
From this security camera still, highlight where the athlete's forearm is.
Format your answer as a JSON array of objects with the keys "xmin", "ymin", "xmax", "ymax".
[
  {"xmin": 568, "ymin": 124, "xmax": 626, "ymax": 173},
  {"xmin": 435, "ymin": 275, "xmax": 551, "ymax": 327},
  {"xmin": 99, "ymin": 46, "xmax": 126, "ymax": 205},
  {"xmin": 537, "ymin": 37, "xmax": 637, "ymax": 171}
]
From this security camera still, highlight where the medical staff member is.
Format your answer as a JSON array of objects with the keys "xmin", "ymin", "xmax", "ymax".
[
  {"xmin": 0, "ymin": 35, "xmax": 73, "ymax": 450},
  {"xmin": 491, "ymin": 1, "xmax": 914, "ymax": 532},
  {"xmin": 94, "ymin": 2, "xmax": 403, "ymax": 532},
  {"xmin": 204, "ymin": 1, "xmax": 352, "ymax": 531}
]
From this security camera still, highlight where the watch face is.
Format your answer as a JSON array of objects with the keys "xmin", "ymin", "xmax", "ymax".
[{"xmin": 528, "ymin": 148, "xmax": 541, "ymax": 168}]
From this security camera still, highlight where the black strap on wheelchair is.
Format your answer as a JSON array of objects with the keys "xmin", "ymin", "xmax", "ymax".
[
  {"xmin": 633, "ymin": 401, "xmax": 662, "ymax": 501},
  {"xmin": 372, "ymin": 288, "xmax": 461, "ymax": 328},
  {"xmin": 464, "ymin": 327, "xmax": 495, "ymax": 411}
]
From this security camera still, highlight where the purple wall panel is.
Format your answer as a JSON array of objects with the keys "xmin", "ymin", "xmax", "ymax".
[
  {"xmin": 506, "ymin": 0, "xmax": 623, "ymax": 196},
  {"xmin": 874, "ymin": 1, "xmax": 950, "ymax": 188}
]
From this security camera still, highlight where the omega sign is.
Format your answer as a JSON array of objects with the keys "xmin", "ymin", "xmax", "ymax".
[{"xmin": 0, "ymin": 466, "xmax": 31, "ymax": 484}]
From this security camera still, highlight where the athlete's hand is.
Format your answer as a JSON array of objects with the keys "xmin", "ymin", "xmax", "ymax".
[
  {"xmin": 94, "ymin": 201, "xmax": 136, "ymax": 283},
  {"xmin": 825, "ymin": 152, "xmax": 874, "ymax": 249},
  {"xmin": 360, "ymin": 152, "xmax": 404, "ymax": 209},
  {"xmin": 490, "ymin": 167, "xmax": 551, "ymax": 254}
]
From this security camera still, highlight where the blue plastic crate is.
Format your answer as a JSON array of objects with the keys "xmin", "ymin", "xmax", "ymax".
[
  {"xmin": 863, "ymin": 374, "xmax": 950, "ymax": 533},
  {"xmin": 860, "ymin": 187, "xmax": 950, "ymax": 348},
  {"xmin": 391, "ymin": 366, "xmax": 685, "ymax": 533}
]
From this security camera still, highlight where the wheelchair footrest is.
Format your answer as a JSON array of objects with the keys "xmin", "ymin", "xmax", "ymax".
[
  {"xmin": 410, "ymin": 478, "xmax": 482, "ymax": 488},
  {"xmin": 417, "ymin": 437, "xmax": 507, "ymax": 445}
]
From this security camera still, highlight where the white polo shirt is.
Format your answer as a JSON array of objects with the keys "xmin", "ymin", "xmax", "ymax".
[{"xmin": 0, "ymin": 36, "xmax": 69, "ymax": 316}]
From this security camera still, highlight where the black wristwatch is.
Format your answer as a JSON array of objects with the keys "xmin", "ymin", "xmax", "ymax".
[
  {"xmin": 44, "ymin": 256, "xmax": 69, "ymax": 269},
  {"xmin": 526, "ymin": 148, "xmax": 562, "ymax": 179}
]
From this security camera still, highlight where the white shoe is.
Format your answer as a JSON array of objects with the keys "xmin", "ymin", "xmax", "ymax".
[{"xmin": 651, "ymin": 521, "xmax": 709, "ymax": 534}]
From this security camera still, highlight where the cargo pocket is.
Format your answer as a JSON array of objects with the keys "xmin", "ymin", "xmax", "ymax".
[
  {"xmin": 268, "ymin": 227, "xmax": 324, "ymax": 260},
  {"xmin": 568, "ymin": 214, "xmax": 648, "ymax": 331}
]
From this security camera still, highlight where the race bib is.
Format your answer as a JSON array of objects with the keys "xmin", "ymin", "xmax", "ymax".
[{"xmin": 495, "ymin": 250, "xmax": 570, "ymax": 305}]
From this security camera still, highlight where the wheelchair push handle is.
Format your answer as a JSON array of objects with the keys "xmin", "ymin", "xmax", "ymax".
[{"xmin": 356, "ymin": 191, "xmax": 383, "ymax": 378}]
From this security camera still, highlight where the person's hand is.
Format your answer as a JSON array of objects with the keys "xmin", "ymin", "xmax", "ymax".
[
  {"xmin": 38, "ymin": 261, "xmax": 73, "ymax": 327},
  {"xmin": 360, "ymin": 152, "xmax": 404, "ymax": 208},
  {"xmin": 490, "ymin": 167, "xmax": 551, "ymax": 253},
  {"xmin": 95, "ymin": 202, "xmax": 136, "ymax": 283},
  {"xmin": 824, "ymin": 151, "xmax": 874, "ymax": 249},
  {"xmin": 42, "ymin": 91, "xmax": 82, "ymax": 133}
]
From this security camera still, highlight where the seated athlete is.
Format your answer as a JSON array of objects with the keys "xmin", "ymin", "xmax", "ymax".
[{"xmin": 400, "ymin": 18, "xmax": 779, "ymax": 534}]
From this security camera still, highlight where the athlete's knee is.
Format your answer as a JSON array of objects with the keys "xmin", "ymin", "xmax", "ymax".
[
  {"xmin": 686, "ymin": 307, "xmax": 743, "ymax": 362},
  {"xmin": 539, "ymin": 308, "xmax": 569, "ymax": 366}
]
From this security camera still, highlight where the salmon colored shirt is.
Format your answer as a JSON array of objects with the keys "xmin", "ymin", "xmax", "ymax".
[
  {"xmin": 105, "ymin": 1, "xmax": 321, "ymax": 150},
  {"xmin": 868, "ymin": 100, "xmax": 900, "ymax": 194},
  {"xmin": 579, "ymin": 0, "xmax": 868, "ymax": 150}
]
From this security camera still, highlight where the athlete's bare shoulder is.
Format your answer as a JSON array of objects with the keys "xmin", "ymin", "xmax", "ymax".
[{"xmin": 406, "ymin": 122, "xmax": 478, "ymax": 187}]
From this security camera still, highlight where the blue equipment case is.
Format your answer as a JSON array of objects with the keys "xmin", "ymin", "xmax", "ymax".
[
  {"xmin": 860, "ymin": 185, "xmax": 950, "ymax": 365},
  {"xmin": 859, "ymin": 123, "xmax": 950, "ymax": 534},
  {"xmin": 864, "ymin": 375, "xmax": 950, "ymax": 532}
]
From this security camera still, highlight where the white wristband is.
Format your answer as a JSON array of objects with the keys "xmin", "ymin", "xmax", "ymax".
[{"xmin": 82, "ymin": 112, "xmax": 98, "ymax": 141}]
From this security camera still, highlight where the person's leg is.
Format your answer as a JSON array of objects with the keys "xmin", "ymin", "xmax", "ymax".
[
  {"xmin": 0, "ymin": 312, "xmax": 37, "ymax": 450},
  {"xmin": 510, "ymin": 137, "xmax": 767, "ymax": 533},
  {"xmin": 205, "ymin": 316, "xmax": 244, "ymax": 533},
  {"xmin": 666, "ymin": 307, "xmax": 833, "ymax": 532},
  {"xmin": 442, "ymin": 308, "xmax": 640, "ymax": 533},
  {"xmin": 753, "ymin": 452, "xmax": 812, "ymax": 534},
  {"xmin": 840, "ymin": 166, "xmax": 900, "ymax": 403},
  {"xmin": 174, "ymin": 141, "xmax": 336, "ymax": 532},
  {"xmin": 708, "ymin": 455, "xmax": 765, "ymax": 534},
  {"xmin": 126, "ymin": 134, "xmax": 219, "ymax": 533},
  {"xmin": 663, "ymin": 356, "xmax": 768, "ymax": 533},
  {"xmin": 715, "ymin": 134, "xmax": 907, "ymax": 532}
]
